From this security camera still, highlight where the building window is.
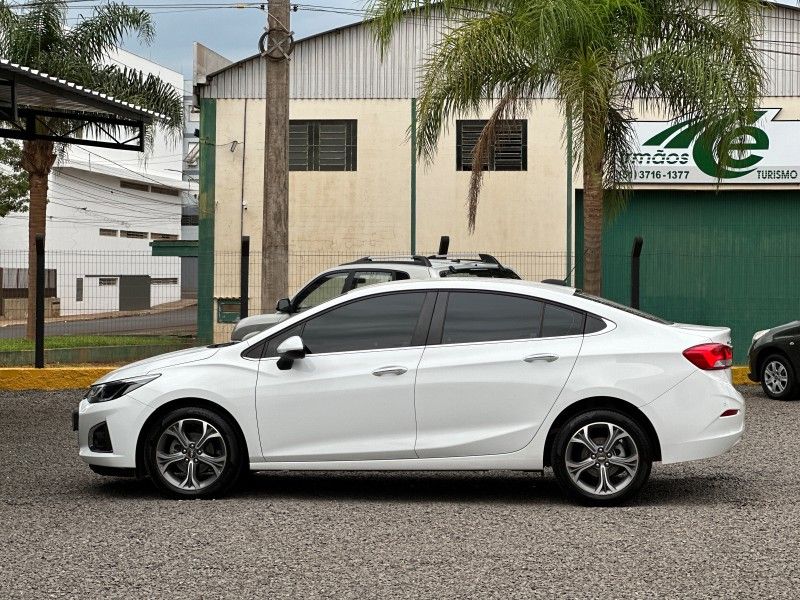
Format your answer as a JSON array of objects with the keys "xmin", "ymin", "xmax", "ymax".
[
  {"xmin": 289, "ymin": 120, "xmax": 357, "ymax": 171},
  {"xmin": 98, "ymin": 277, "xmax": 117, "ymax": 286},
  {"xmin": 99, "ymin": 228, "xmax": 117, "ymax": 237},
  {"xmin": 120, "ymin": 230, "xmax": 148, "ymax": 239},
  {"xmin": 151, "ymin": 278, "xmax": 178, "ymax": 285},
  {"xmin": 120, "ymin": 180, "xmax": 149, "ymax": 192},
  {"xmin": 456, "ymin": 120, "xmax": 527, "ymax": 171},
  {"xmin": 76, "ymin": 278, "xmax": 83, "ymax": 302},
  {"xmin": 150, "ymin": 233, "xmax": 178, "ymax": 241},
  {"xmin": 181, "ymin": 214, "xmax": 199, "ymax": 226},
  {"xmin": 150, "ymin": 185, "xmax": 180, "ymax": 197}
]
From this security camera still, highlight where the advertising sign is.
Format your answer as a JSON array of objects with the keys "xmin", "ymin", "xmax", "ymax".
[{"xmin": 626, "ymin": 108, "xmax": 800, "ymax": 183}]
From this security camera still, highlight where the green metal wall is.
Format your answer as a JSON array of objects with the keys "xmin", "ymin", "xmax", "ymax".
[{"xmin": 576, "ymin": 189, "xmax": 800, "ymax": 363}]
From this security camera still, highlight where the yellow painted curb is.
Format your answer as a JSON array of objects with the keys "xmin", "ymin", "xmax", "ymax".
[
  {"xmin": 0, "ymin": 365, "xmax": 757, "ymax": 391},
  {"xmin": 0, "ymin": 366, "xmax": 117, "ymax": 391},
  {"xmin": 732, "ymin": 366, "xmax": 755, "ymax": 386}
]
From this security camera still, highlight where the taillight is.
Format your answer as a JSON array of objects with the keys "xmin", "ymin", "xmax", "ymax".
[{"xmin": 683, "ymin": 343, "xmax": 733, "ymax": 370}]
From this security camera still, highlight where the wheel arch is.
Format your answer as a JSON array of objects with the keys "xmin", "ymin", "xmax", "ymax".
[
  {"xmin": 542, "ymin": 396, "xmax": 662, "ymax": 467},
  {"xmin": 135, "ymin": 397, "xmax": 249, "ymax": 478},
  {"xmin": 755, "ymin": 346, "xmax": 792, "ymax": 379}
]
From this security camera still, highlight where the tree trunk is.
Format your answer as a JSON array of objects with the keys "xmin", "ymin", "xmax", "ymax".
[
  {"xmin": 21, "ymin": 140, "xmax": 56, "ymax": 340},
  {"xmin": 261, "ymin": 0, "xmax": 291, "ymax": 313},
  {"xmin": 582, "ymin": 119, "xmax": 605, "ymax": 296}
]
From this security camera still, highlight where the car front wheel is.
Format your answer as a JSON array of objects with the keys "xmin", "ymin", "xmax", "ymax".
[
  {"xmin": 144, "ymin": 407, "xmax": 243, "ymax": 498},
  {"xmin": 761, "ymin": 354, "xmax": 798, "ymax": 400},
  {"xmin": 551, "ymin": 410, "xmax": 652, "ymax": 505}
]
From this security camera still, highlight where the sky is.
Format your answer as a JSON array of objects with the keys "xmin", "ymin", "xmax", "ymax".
[{"xmin": 98, "ymin": 1, "xmax": 366, "ymax": 78}]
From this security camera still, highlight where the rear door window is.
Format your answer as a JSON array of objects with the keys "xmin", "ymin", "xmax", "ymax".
[
  {"xmin": 541, "ymin": 303, "xmax": 585, "ymax": 337},
  {"xmin": 351, "ymin": 271, "xmax": 394, "ymax": 290},
  {"xmin": 441, "ymin": 292, "xmax": 543, "ymax": 344}
]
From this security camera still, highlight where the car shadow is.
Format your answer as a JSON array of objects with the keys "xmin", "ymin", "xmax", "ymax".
[{"xmin": 86, "ymin": 469, "xmax": 756, "ymax": 507}]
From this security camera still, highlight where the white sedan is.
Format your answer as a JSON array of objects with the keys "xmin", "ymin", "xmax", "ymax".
[{"xmin": 75, "ymin": 279, "xmax": 744, "ymax": 504}]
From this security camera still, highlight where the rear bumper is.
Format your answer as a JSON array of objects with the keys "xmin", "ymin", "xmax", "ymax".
[{"xmin": 642, "ymin": 371, "xmax": 745, "ymax": 464}]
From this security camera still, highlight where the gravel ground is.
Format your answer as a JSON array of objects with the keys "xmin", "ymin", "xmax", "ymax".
[{"xmin": 1, "ymin": 386, "xmax": 799, "ymax": 599}]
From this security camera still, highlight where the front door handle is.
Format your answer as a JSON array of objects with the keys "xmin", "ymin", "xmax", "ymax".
[
  {"xmin": 372, "ymin": 366, "xmax": 408, "ymax": 376},
  {"xmin": 524, "ymin": 354, "xmax": 559, "ymax": 363}
]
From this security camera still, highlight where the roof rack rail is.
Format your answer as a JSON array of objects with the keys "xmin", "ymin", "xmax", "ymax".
[{"xmin": 342, "ymin": 255, "xmax": 432, "ymax": 267}]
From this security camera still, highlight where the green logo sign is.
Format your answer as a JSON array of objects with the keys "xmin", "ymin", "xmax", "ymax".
[{"xmin": 641, "ymin": 111, "xmax": 769, "ymax": 178}]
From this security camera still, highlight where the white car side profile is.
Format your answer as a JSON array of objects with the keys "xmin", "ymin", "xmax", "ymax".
[{"xmin": 75, "ymin": 279, "xmax": 744, "ymax": 504}]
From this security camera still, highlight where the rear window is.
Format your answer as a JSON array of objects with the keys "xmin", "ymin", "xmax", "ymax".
[{"xmin": 575, "ymin": 291, "xmax": 672, "ymax": 325}]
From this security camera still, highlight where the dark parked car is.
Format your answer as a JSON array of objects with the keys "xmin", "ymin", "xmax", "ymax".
[{"xmin": 748, "ymin": 321, "xmax": 800, "ymax": 400}]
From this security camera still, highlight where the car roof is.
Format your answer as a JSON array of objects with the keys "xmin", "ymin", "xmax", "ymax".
[{"xmin": 343, "ymin": 277, "xmax": 577, "ymax": 297}]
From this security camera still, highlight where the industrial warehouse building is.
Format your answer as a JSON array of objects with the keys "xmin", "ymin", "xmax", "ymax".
[{"xmin": 193, "ymin": 3, "xmax": 800, "ymax": 357}]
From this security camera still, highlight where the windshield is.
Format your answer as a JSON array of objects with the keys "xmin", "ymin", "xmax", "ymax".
[{"xmin": 575, "ymin": 291, "xmax": 673, "ymax": 324}]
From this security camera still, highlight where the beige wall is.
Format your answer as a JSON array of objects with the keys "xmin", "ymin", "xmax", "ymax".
[{"xmin": 210, "ymin": 96, "xmax": 800, "ymax": 340}]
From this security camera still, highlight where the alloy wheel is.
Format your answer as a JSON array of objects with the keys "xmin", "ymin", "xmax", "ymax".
[
  {"xmin": 565, "ymin": 422, "xmax": 640, "ymax": 496},
  {"xmin": 155, "ymin": 418, "xmax": 227, "ymax": 491},
  {"xmin": 764, "ymin": 360, "xmax": 789, "ymax": 396}
]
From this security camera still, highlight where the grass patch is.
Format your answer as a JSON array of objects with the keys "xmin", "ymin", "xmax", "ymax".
[{"xmin": 0, "ymin": 335, "xmax": 193, "ymax": 352}]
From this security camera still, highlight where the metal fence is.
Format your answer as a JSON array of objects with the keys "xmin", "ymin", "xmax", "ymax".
[{"xmin": 0, "ymin": 248, "xmax": 570, "ymax": 366}]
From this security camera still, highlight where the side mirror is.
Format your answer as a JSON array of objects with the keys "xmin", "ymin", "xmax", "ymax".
[
  {"xmin": 276, "ymin": 335, "xmax": 305, "ymax": 370},
  {"xmin": 276, "ymin": 298, "xmax": 292, "ymax": 313}
]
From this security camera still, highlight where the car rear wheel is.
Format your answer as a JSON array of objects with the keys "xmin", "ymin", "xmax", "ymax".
[
  {"xmin": 551, "ymin": 410, "xmax": 652, "ymax": 505},
  {"xmin": 761, "ymin": 354, "xmax": 798, "ymax": 400},
  {"xmin": 144, "ymin": 407, "xmax": 244, "ymax": 498}
]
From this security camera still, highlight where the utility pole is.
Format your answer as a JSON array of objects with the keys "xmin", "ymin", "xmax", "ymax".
[{"xmin": 260, "ymin": 0, "xmax": 294, "ymax": 312}]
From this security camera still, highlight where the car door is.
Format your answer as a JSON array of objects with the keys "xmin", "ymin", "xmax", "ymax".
[
  {"xmin": 256, "ymin": 291, "xmax": 435, "ymax": 462},
  {"xmin": 413, "ymin": 291, "xmax": 584, "ymax": 458}
]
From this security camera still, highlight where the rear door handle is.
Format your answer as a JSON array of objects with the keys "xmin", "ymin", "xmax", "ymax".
[
  {"xmin": 372, "ymin": 366, "xmax": 408, "ymax": 376},
  {"xmin": 524, "ymin": 354, "xmax": 559, "ymax": 363}
]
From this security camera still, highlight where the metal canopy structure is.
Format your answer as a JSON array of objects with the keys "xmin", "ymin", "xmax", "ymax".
[{"xmin": 0, "ymin": 59, "xmax": 164, "ymax": 151}]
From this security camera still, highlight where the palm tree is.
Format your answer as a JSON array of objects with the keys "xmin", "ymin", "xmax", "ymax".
[
  {"xmin": 367, "ymin": 0, "xmax": 764, "ymax": 294},
  {"xmin": 0, "ymin": 0, "xmax": 182, "ymax": 338}
]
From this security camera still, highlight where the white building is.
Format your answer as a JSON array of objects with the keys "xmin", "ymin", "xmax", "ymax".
[{"xmin": 0, "ymin": 48, "xmax": 186, "ymax": 318}]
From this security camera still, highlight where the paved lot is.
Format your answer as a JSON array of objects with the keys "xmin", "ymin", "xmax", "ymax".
[{"xmin": 1, "ymin": 386, "xmax": 799, "ymax": 599}]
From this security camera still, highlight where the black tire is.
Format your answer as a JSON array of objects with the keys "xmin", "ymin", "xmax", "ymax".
[
  {"xmin": 144, "ymin": 406, "xmax": 244, "ymax": 499},
  {"xmin": 760, "ymin": 354, "xmax": 799, "ymax": 401},
  {"xmin": 551, "ymin": 409, "xmax": 652, "ymax": 506}
]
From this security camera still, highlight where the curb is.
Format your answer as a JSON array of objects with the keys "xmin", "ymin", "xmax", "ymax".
[
  {"xmin": 0, "ymin": 366, "xmax": 117, "ymax": 391},
  {"xmin": 0, "ymin": 365, "xmax": 756, "ymax": 391}
]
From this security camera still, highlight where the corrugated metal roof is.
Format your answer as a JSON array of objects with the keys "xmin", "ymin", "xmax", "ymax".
[
  {"xmin": 198, "ymin": 3, "xmax": 800, "ymax": 100},
  {"xmin": 0, "ymin": 58, "xmax": 165, "ymax": 120}
]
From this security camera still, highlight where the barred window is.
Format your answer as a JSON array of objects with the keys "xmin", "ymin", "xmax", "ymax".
[
  {"xmin": 456, "ymin": 120, "xmax": 527, "ymax": 171},
  {"xmin": 289, "ymin": 120, "xmax": 357, "ymax": 171},
  {"xmin": 150, "ymin": 233, "xmax": 178, "ymax": 240},
  {"xmin": 151, "ymin": 278, "xmax": 178, "ymax": 285},
  {"xmin": 181, "ymin": 214, "xmax": 199, "ymax": 226},
  {"xmin": 98, "ymin": 277, "xmax": 117, "ymax": 286},
  {"xmin": 120, "ymin": 230, "xmax": 148, "ymax": 239},
  {"xmin": 99, "ymin": 228, "xmax": 117, "ymax": 237}
]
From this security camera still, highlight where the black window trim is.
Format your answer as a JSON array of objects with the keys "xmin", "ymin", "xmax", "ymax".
[
  {"xmin": 426, "ymin": 289, "xmax": 601, "ymax": 346},
  {"xmin": 241, "ymin": 290, "xmax": 436, "ymax": 360}
]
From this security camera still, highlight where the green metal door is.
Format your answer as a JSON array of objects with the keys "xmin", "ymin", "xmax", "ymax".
[{"xmin": 576, "ymin": 189, "xmax": 800, "ymax": 363}]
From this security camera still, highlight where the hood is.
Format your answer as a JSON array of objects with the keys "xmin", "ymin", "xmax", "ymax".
[
  {"xmin": 93, "ymin": 345, "xmax": 222, "ymax": 384},
  {"xmin": 231, "ymin": 312, "xmax": 290, "ymax": 340},
  {"xmin": 671, "ymin": 323, "xmax": 732, "ymax": 345}
]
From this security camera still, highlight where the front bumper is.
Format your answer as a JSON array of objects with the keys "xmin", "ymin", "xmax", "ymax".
[
  {"xmin": 76, "ymin": 394, "xmax": 150, "ymax": 469},
  {"xmin": 642, "ymin": 371, "xmax": 745, "ymax": 464}
]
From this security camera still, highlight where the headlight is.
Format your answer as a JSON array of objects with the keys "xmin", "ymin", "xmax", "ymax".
[
  {"xmin": 85, "ymin": 374, "xmax": 160, "ymax": 403},
  {"xmin": 752, "ymin": 330, "xmax": 769, "ymax": 343}
]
